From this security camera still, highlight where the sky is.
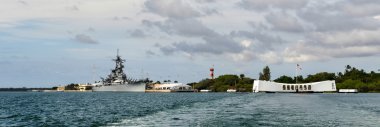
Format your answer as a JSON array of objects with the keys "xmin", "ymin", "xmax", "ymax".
[{"xmin": 1, "ymin": 0, "xmax": 380, "ymax": 88}]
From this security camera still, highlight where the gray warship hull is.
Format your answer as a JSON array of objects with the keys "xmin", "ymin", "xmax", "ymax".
[{"xmin": 92, "ymin": 83, "xmax": 146, "ymax": 92}]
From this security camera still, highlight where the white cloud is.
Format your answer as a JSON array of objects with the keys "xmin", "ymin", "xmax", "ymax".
[
  {"xmin": 229, "ymin": 50, "xmax": 255, "ymax": 62},
  {"xmin": 311, "ymin": 30, "xmax": 380, "ymax": 46},
  {"xmin": 265, "ymin": 11, "xmax": 304, "ymax": 32},
  {"xmin": 144, "ymin": 0, "xmax": 201, "ymax": 19},
  {"xmin": 240, "ymin": 40, "xmax": 252, "ymax": 48},
  {"xmin": 240, "ymin": 0, "xmax": 309, "ymax": 11},
  {"xmin": 258, "ymin": 51, "xmax": 282, "ymax": 64},
  {"xmin": 374, "ymin": 15, "xmax": 380, "ymax": 20}
]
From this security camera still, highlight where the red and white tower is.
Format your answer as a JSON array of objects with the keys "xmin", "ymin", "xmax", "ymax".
[{"xmin": 210, "ymin": 65, "xmax": 214, "ymax": 79}]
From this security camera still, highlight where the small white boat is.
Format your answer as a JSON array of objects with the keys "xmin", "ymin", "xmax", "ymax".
[
  {"xmin": 200, "ymin": 89, "xmax": 211, "ymax": 92},
  {"xmin": 226, "ymin": 89, "xmax": 237, "ymax": 92},
  {"xmin": 338, "ymin": 89, "xmax": 358, "ymax": 93}
]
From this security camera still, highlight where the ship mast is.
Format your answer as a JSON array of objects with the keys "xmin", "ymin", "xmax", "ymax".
[{"xmin": 105, "ymin": 49, "xmax": 127, "ymax": 84}]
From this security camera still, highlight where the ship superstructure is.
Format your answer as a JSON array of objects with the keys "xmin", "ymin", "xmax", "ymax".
[{"xmin": 93, "ymin": 50, "xmax": 146, "ymax": 92}]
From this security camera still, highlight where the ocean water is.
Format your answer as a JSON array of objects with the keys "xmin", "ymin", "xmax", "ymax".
[{"xmin": 1, "ymin": 92, "xmax": 380, "ymax": 127}]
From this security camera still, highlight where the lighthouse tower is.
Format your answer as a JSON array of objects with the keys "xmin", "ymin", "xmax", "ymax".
[{"xmin": 210, "ymin": 66, "xmax": 214, "ymax": 79}]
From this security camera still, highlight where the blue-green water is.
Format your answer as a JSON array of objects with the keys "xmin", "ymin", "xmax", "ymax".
[{"xmin": 1, "ymin": 93, "xmax": 380, "ymax": 126}]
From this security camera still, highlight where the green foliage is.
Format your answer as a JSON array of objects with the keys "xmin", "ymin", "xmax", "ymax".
[
  {"xmin": 194, "ymin": 79, "xmax": 214, "ymax": 90},
  {"xmin": 294, "ymin": 75, "xmax": 304, "ymax": 83},
  {"xmin": 193, "ymin": 74, "xmax": 254, "ymax": 92},
  {"xmin": 272, "ymin": 65, "xmax": 380, "ymax": 92},
  {"xmin": 259, "ymin": 66, "xmax": 271, "ymax": 81},
  {"xmin": 274, "ymin": 75, "xmax": 294, "ymax": 83},
  {"xmin": 236, "ymin": 83, "xmax": 253, "ymax": 92},
  {"xmin": 304, "ymin": 72, "xmax": 335, "ymax": 83},
  {"xmin": 337, "ymin": 79, "xmax": 380, "ymax": 92},
  {"xmin": 65, "ymin": 83, "xmax": 79, "ymax": 90},
  {"xmin": 193, "ymin": 65, "xmax": 380, "ymax": 93},
  {"xmin": 333, "ymin": 65, "xmax": 380, "ymax": 92},
  {"xmin": 239, "ymin": 74, "xmax": 245, "ymax": 79}
]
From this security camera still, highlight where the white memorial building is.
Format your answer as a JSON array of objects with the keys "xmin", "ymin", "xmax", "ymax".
[{"xmin": 252, "ymin": 80, "xmax": 337, "ymax": 93}]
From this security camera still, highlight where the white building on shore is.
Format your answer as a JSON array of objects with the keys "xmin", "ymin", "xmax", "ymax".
[
  {"xmin": 252, "ymin": 80, "xmax": 337, "ymax": 93},
  {"xmin": 146, "ymin": 83, "xmax": 194, "ymax": 92}
]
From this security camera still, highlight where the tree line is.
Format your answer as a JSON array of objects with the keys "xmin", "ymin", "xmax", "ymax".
[
  {"xmin": 272, "ymin": 65, "xmax": 380, "ymax": 92},
  {"xmin": 190, "ymin": 65, "xmax": 380, "ymax": 92},
  {"xmin": 190, "ymin": 74, "xmax": 254, "ymax": 92}
]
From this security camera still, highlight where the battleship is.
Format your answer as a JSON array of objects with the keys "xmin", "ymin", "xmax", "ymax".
[{"xmin": 92, "ymin": 50, "xmax": 146, "ymax": 92}]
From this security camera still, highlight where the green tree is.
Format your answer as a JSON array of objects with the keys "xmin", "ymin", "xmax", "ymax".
[
  {"xmin": 240, "ymin": 74, "xmax": 245, "ymax": 79},
  {"xmin": 294, "ymin": 75, "xmax": 304, "ymax": 83},
  {"xmin": 274, "ymin": 75, "xmax": 294, "ymax": 83},
  {"xmin": 259, "ymin": 66, "xmax": 271, "ymax": 81},
  {"xmin": 304, "ymin": 72, "xmax": 336, "ymax": 83},
  {"xmin": 194, "ymin": 79, "xmax": 214, "ymax": 90},
  {"xmin": 65, "ymin": 83, "xmax": 79, "ymax": 90}
]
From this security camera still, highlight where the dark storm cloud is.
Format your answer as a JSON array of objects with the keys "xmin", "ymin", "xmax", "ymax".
[{"xmin": 74, "ymin": 34, "xmax": 99, "ymax": 44}]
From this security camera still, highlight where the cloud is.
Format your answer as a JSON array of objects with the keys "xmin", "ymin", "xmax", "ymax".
[
  {"xmin": 143, "ymin": 0, "xmax": 380, "ymax": 64},
  {"xmin": 228, "ymin": 50, "xmax": 255, "ymax": 62},
  {"xmin": 145, "ymin": 18, "xmax": 244, "ymax": 56},
  {"xmin": 194, "ymin": 0, "xmax": 216, "ymax": 3},
  {"xmin": 87, "ymin": 27, "xmax": 95, "ymax": 32},
  {"xmin": 130, "ymin": 29, "xmax": 146, "ymax": 38},
  {"xmin": 240, "ymin": 40, "xmax": 252, "ymax": 48},
  {"xmin": 145, "ymin": 50, "xmax": 157, "ymax": 57},
  {"xmin": 282, "ymin": 29, "xmax": 380, "ymax": 63},
  {"xmin": 340, "ymin": 0, "xmax": 380, "ymax": 17},
  {"xmin": 258, "ymin": 51, "xmax": 282, "ymax": 64},
  {"xmin": 113, "ymin": 16, "xmax": 130, "ymax": 21},
  {"xmin": 309, "ymin": 30, "xmax": 380, "ymax": 47},
  {"xmin": 239, "ymin": 0, "xmax": 309, "ymax": 11},
  {"xmin": 143, "ymin": 19, "xmax": 217, "ymax": 37},
  {"xmin": 144, "ymin": 0, "xmax": 201, "ymax": 19},
  {"xmin": 171, "ymin": 35, "xmax": 242, "ymax": 54},
  {"xmin": 66, "ymin": 5, "xmax": 79, "ymax": 11},
  {"xmin": 265, "ymin": 11, "xmax": 304, "ymax": 33},
  {"xmin": 74, "ymin": 34, "xmax": 99, "ymax": 44},
  {"xmin": 18, "ymin": 0, "xmax": 28, "ymax": 5},
  {"xmin": 297, "ymin": 1, "xmax": 380, "ymax": 32},
  {"xmin": 230, "ymin": 30, "xmax": 284, "ymax": 51}
]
